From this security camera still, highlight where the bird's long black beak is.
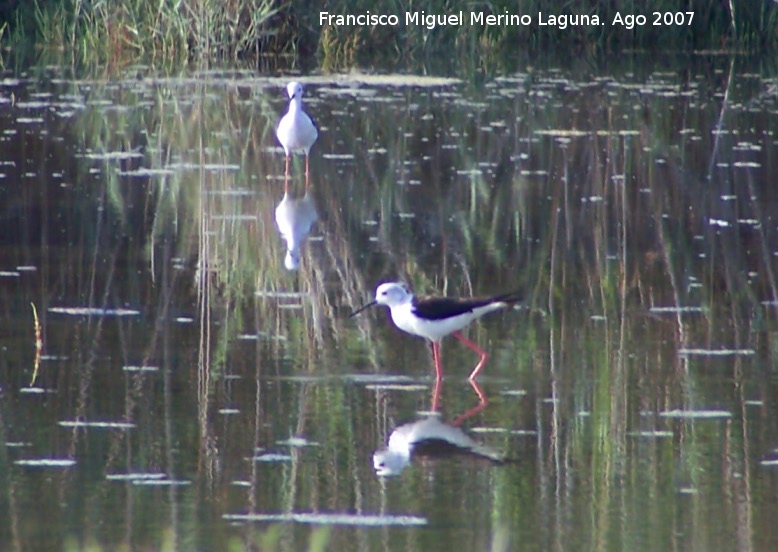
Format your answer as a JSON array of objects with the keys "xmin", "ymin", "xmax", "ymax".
[{"xmin": 349, "ymin": 300, "xmax": 378, "ymax": 317}]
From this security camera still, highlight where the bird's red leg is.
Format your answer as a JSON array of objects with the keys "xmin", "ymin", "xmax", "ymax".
[
  {"xmin": 452, "ymin": 331, "xmax": 489, "ymax": 380},
  {"xmin": 431, "ymin": 341, "xmax": 444, "ymax": 380}
]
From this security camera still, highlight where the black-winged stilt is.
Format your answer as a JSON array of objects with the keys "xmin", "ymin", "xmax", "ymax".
[{"xmin": 351, "ymin": 282, "xmax": 520, "ymax": 380}]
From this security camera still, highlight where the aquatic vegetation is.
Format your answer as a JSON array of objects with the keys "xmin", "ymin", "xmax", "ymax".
[
  {"xmin": 2, "ymin": 0, "xmax": 778, "ymax": 65},
  {"xmin": 9, "ymin": 0, "xmax": 281, "ymax": 63}
]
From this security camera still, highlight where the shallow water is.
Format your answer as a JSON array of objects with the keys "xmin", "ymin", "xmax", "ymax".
[{"xmin": 1, "ymin": 55, "xmax": 778, "ymax": 551}]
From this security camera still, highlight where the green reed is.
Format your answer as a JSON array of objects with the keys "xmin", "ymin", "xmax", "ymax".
[
  {"xmin": 15, "ymin": 0, "xmax": 280, "ymax": 63},
  {"xmin": 4, "ymin": 0, "xmax": 778, "ymax": 65}
]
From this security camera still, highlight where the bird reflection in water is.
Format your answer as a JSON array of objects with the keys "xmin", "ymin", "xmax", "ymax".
[
  {"xmin": 275, "ymin": 178, "xmax": 318, "ymax": 271},
  {"xmin": 373, "ymin": 379, "xmax": 504, "ymax": 477}
]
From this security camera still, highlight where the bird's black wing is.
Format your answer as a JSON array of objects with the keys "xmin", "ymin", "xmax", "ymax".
[
  {"xmin": 411, "ymin": 296, "xmax": 492, "ymax": 320},
  {"xmin": 412, "ymin": 291, "xmax": 522, "ymax": 321}
]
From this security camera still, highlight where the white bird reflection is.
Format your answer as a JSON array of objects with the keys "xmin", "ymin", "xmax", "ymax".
[
  {"xmin": 373, "ymin": 413, "xmax": 505, "ymax": 477},
  {"xmin": 275, "ymin": 180, "xmax": 318, "ymax": 271},
  {"xmin": 373, "ymin": 379, "xmax": 503, "ymax": 477}
]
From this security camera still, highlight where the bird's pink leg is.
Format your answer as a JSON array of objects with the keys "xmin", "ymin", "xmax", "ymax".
[
  {"xmin": 305, "ymin": 154, "xmax": 310, "ymax": 184},
  {"xmin": 431, "ymin": 341, "xmax": 444, "ymax": 380},
  {"xmin": 452, "ymin": 331, "xmax": 489, "ymax": 380},
  {"xmin": 284, "ymin": 155, "xmax": 290, "ymax": 178}
]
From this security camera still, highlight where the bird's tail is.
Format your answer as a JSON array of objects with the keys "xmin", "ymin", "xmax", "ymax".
[{"xmin": 494, "ymin": 290, "xmax": 523, "ymax": 307}]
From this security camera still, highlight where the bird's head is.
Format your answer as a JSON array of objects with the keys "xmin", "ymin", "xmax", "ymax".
[
  {"xmin": 350, "ymin": 282, "xmax": 413, "ymax": 317},
  {"xmin": 374, "ymin": 282, "xmax": 413, "ymax": 308},
  {"xmin": 286, "ymin": 81, "xmax": 303, "ymax": 100}
]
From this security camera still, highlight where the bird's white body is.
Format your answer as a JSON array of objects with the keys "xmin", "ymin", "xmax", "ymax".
[
  {"xmin": 375, "ymin": 282, "xmax": 510, "ymax": 343},
  {"xmin": 389, "ymin": 299, "xmax": 505, "ymax": 342},
  {"xmin": 276, "ymin": 81, "xmax": 318, "ymax": 158}
]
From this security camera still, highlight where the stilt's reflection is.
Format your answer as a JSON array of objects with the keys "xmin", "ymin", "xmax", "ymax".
[
  {"xmin": 373, "ymin": 379, "xmax": 503, "ymax": 477},
  {"xmin": 430, "ymin": 375, "xmax": 488, "ymax": 423},
  {"xmin": 274, "ymin": 177, "xmax": 318, "ymax": 271}
]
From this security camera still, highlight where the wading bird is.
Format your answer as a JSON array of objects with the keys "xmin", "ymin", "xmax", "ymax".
[
  {"xmin": 351, "ymin": 282, "xmax": 520, "ymax": 381},
  {"xmin": 276, "ymin": 81, "xmax": 318, "ymax": 180}
]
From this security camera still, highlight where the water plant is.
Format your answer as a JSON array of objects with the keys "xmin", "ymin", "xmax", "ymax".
[{"xmin": 3, "ymin": 0, "xmax": 778, "ymax": 65}]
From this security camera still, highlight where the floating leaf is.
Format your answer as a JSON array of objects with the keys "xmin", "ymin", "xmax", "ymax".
[
  {"xmin": 29, "ymin": 302, "xmax": 41, "ymax": 387},
  {"xmin": 15, "ymin": 458, "xmax": 75, "ymax": 467},
  {"xmin": 253, "ymin": 453, "xmax": 293, "ymax": 462},
  {"xmin": 106, "ymin": 473, "xmax": 166, "ymax": 481},
  {"xmin": 132, "ymin": 479, "xmax": 191, "ymax": 486},
  {"xmin": 659, "ymin": 410, "xmax": 732, "ymax": 419},
  {"xmin": 49, "ymin": 307, "xmax": 140, "ymax": 316},
  {"xmin": 222, "ymin": 512, "xmax": 427, "ymax": 526},
  {"xmin": 628, "ymin": 431, "xmax": 674, "ymax": 438},
  {"xmin": 59, "ymin": 420, "xmax": 135, "ymax": 429},
  {"xmin": 678, "ymin": 349, "xmax": 754, "ymax": 356}
]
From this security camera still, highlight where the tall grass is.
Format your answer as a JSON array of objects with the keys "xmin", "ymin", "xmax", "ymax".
[
  {"xmin": 14, "ymin": 0, "xmax": 282, "ymax": 63},
  {"xmin": 3, "ymin": 0, "xmax": 778, "ymax": 66}
]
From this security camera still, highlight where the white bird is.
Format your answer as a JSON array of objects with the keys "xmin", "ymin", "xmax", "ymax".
[
  {"xmin": 276, "ymin": 81, "xmax": 318, "ymax": 180},
  {"xmin": 351, "ymin": 282, "xmax": 521, "ymax": 380}
]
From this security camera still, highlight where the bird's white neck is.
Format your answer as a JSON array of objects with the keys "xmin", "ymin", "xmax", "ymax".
[{"xmin": 288, "ymin": 96, "xmax": 303, "ymax": 113}]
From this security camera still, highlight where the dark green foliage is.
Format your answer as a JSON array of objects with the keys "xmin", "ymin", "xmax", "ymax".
[{"xmin": 2, "ymin": 0, "xmax": 778, "ymax": 63}]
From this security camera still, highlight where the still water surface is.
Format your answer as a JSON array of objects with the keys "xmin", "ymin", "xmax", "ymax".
[{"xmin": 1, "ymin": 55, "xmax": 778, "ymax": 550}]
